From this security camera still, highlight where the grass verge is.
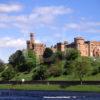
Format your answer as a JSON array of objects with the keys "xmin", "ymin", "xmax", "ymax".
[{"xmin": 0, "ymin": 84, "xmax": 100, "ymax": 92}]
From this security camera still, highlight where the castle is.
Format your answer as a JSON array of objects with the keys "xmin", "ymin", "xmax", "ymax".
[
  {"xmin": 27, "ymin": 33, "xmax": 45, "ymax": 59},
  {"xmin": 27, "ymin": 33, "xmax": 100, "ymax": 57}
]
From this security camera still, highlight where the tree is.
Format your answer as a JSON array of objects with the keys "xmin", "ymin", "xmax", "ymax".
[
  {"xmin": 9, "ymin": 50, "xmax": 25, "ymax": 71},
  {"xmin": 55, "ymin": 51, "xmax": 65, "ymax": 60},
  {"xmin": 74, "ymin": 57, "xmax": 92, "ymax": 84},
  {"xmin": 26, "ymin": 50, "xmax": 36, "ymax": 67},
  {"xmin": 19, "ymin": 50, "xmax": 37, "ymax": 72},
  {"xmin": 43, "ymin": 48, "xmax": 54, "ymax": 65},
  {"xmin": 63, "ymin": 60, "xmax": 74, "ymax": 75},
  {"xmin": 1, "ymin": 66, "xmax": 15, "ymax": 80},
  {"xmin": 91, "ymin": 57, "xmax": 100, "ymax": 75},
  {"xmin": 47, "ymin": 65, "xmax": 62, "ymax": 77},
  {"xmin": 65, "ymin": 48, "xmax": 80, "ymax": 61},
  {"xmin": 32, "ymin": 65, "xmax": 47, "ymax": 80},
  {"xmin": 64, "ymin": 48, "xmax": 80, "ymax": 75},
  {"xmin": 9, "ymin": 50, "xmax": 37, "ymax": 72},
  {"xmin": 0, "ymin": 59, "xmax": 5, "ymax": 72}
]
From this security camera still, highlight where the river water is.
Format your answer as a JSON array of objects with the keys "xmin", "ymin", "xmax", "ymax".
[{"xmin": 0, "ymin": 90, "xmax": 100, "ymax": 100}]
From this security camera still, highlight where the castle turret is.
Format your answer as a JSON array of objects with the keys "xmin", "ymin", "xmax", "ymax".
[
  {"xmin": 74, "ymin": 37, "xmax": 86, "ymax": 56},
  {"xmin": 30, "ymin": 33, "xmax": 35, "ymax": 44},
  {"xmin": 74, "ymin": 37, "xmax": 84, "ymax": 50},
  {"xmin": 57, "ymin": 42, "xmax": 65, "ymax": 52}
]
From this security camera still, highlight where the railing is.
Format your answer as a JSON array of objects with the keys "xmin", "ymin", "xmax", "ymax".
[{"xmin": 0, "ymin": 80, "xmax": 100, "ymax": 85}]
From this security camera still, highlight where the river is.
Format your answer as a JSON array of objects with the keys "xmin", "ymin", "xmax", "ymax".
[{"xmin": 0, "ymin": 90, "xmax": 100, "ymax": 100}]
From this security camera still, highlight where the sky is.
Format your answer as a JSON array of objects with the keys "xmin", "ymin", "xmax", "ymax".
[{"xmin": 0, "ymin": 0, "xmax": 100, "ymax": 62}]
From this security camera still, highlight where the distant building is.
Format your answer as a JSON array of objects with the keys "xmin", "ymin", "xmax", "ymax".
[{"xmin": 27, "ymin": 33, "xmax": 100, "ymax": 57}]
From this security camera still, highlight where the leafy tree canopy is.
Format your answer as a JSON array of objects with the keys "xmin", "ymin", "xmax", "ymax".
[
  {"xmin": 74, "ymin": 56, "xmax": 92, "ymax": 84},
  {"xmin": 43, "ymin": 48, "xmax": 53, "ymax": 58},
  {"xmin": 9, "ymin": 50, "xmax": 25, "ymax": 68},
  {"xmin": 1, "ymin": 66, "xmax": 15, "ymax": 80},
  {"xmin": 65, "ymin": 48, "xmax": 80, "ymax": 61}
]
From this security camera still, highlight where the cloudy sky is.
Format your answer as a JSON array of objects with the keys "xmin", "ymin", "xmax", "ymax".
[{"xmin": 0, "ymin": 0, "xmax": 100, "ymax": 62}]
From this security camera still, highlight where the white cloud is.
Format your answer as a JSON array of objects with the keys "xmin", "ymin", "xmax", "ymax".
[
  {"xmin": 0, "ymin": 37, "xmax": 26, "ymax": 48},
  {"xmin": 0, "ymin": 37, "xmax": 42, "ymax": 48},
  {"xmin": 0, "ymin": 6, "xmax": 73, "ymax": 33},
  {"xmin": 0, "ymin": 4, "xmax": 22, "ymax": 13},
  {"xmin": 30, "ymin": 6, "xmax": 73, "ymax": 25},
  {"xmin": 32, "ymin": 6, "xmax": 73, "ymax": 15},
  {"xmin": 64, "ymin": 21, "xmax": 100, "ymax": 33},
  {"xmin": 0, "ymin": 23, "xmax": 8, "ymax": 28}
]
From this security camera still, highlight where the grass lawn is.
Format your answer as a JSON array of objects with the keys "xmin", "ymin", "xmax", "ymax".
[
  {"xmin": 0, "ymin": 84, "xmax": 100, "ymax": 92},
  {"xmin": 48, "ymin": 73, "xmax": 100, "ymax": 81},
  {"xmin": 10, "ymin": 72, "xmax": 100, "ymax": 81}
]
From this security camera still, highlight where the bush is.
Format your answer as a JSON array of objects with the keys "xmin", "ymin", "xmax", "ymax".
[
  {"xmin": 91, "ymin": 58, "xmax": 100, "ymax": 75},
  {"xmin": 47, "ymin": 66, "xmax": 62, "ymax": 77},
  {"xmin": 92, "ymin": 68, "xmax": 99, "ymax": 75},
  {"xmin": 55, "ymin": 51, "xmax": 65, "ymax": 60},
  {"xmin": 65, "ymin": 48, "xmax": 80, "ymax": 61},
  {"xmin": 63, "ymin": 60, "xmax": 74, "ymax": 75},
  {"xmin": 1, "ymin": 66, "xmax": 15, "ymax": 80},
  {"xmin": 32, "ymin": 65, "xmax": 47, "ymax": 80},
  {"xmin": 17, "ymin": 60, "xmax": 34, "ymax": 72}
]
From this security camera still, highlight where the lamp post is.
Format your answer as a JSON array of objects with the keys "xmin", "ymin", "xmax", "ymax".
[{"xmin": 22, "ymin": 78, "xmax": 25, "ymax": 84}]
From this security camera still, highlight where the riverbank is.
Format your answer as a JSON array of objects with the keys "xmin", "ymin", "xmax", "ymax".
[{"xmin": 0, "ymin": 84, "xmax": 100, "ymax": 92}]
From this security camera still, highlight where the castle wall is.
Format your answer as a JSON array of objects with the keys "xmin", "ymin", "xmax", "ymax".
[{"xmin": 89, "ymin": 42, "xmax": 100, "ymax": 57}]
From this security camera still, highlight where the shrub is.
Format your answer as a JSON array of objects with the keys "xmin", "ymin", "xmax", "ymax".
[
  {"xmin": 17, "ymin": 60, "xmax": 33, "ymax": 72},
  {"xmin": 91, "ymin": 58, "xmax": 100, "ymax": 75},
  {"xmin": 47, "ymin": 66, "xmax": 62, "ymax": 77},
  {"xmin": 32, "ymin": 65, "xmax": 47, "ymax": 80},
  {"xmin": 1, "ymin": 66, "xmax": 15, "ymax": 80}
]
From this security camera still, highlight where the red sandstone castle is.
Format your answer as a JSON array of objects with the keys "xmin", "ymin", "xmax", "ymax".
[{"xmin": 27, "ymin": 33, "xmax": 100, "ymax": 57}]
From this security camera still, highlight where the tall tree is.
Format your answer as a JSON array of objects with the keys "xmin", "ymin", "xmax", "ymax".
[
  {"xmin": 64, "ymin": 48, "xmax": 80, "ymax": 75},
  {"xmin": 32, "ymin": 65, "xmax": 47, "ymax": 80},
  {"xmin": 65, "ymin": 48, "xmax": 80, "ymax": 61},
  {"xmin": 27, "ymin": 50, "xmax": 36, "ymax": 67},
  {"xmin": 74, "ymin": 57, "xmax": 92, "ymax": 84},
  {"xmin": 43, "ymin": 48, "xmax": 54, "ymax": 65},
  {"xmin": 9, "ymin": 50, "xmax": 25, "ymax": 71},
  {"xmin": 0, "ymin": 59, "xmax": 5, "ymax": 72},
  {"xmin": 55, "ymin": 51, "xmax": 65, "ymax": 60}
]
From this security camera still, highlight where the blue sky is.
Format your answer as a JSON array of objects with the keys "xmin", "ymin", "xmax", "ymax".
[{"xmin": 0, "ymin": 0, "xmax": 100, "ymax": 62}]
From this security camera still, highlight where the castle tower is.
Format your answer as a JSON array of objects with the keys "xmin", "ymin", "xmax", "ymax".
[
  {"xmin": 29, "ymin": 33, "xmax": 35, "ymax": 49},
  {"xmin": 74, "ymin": 37, "xmax": 84, "ymax": 49},
  {"xmin": 57, "ymin": 42, "xmax": 65, "ymax": 52},
  {"xmin": 74, "ymin": 37, "xmax": 86, "ymax": 56},
  {"xmin": 30, "ymin": 33, "xmax": 35, "ymax": 44}
]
